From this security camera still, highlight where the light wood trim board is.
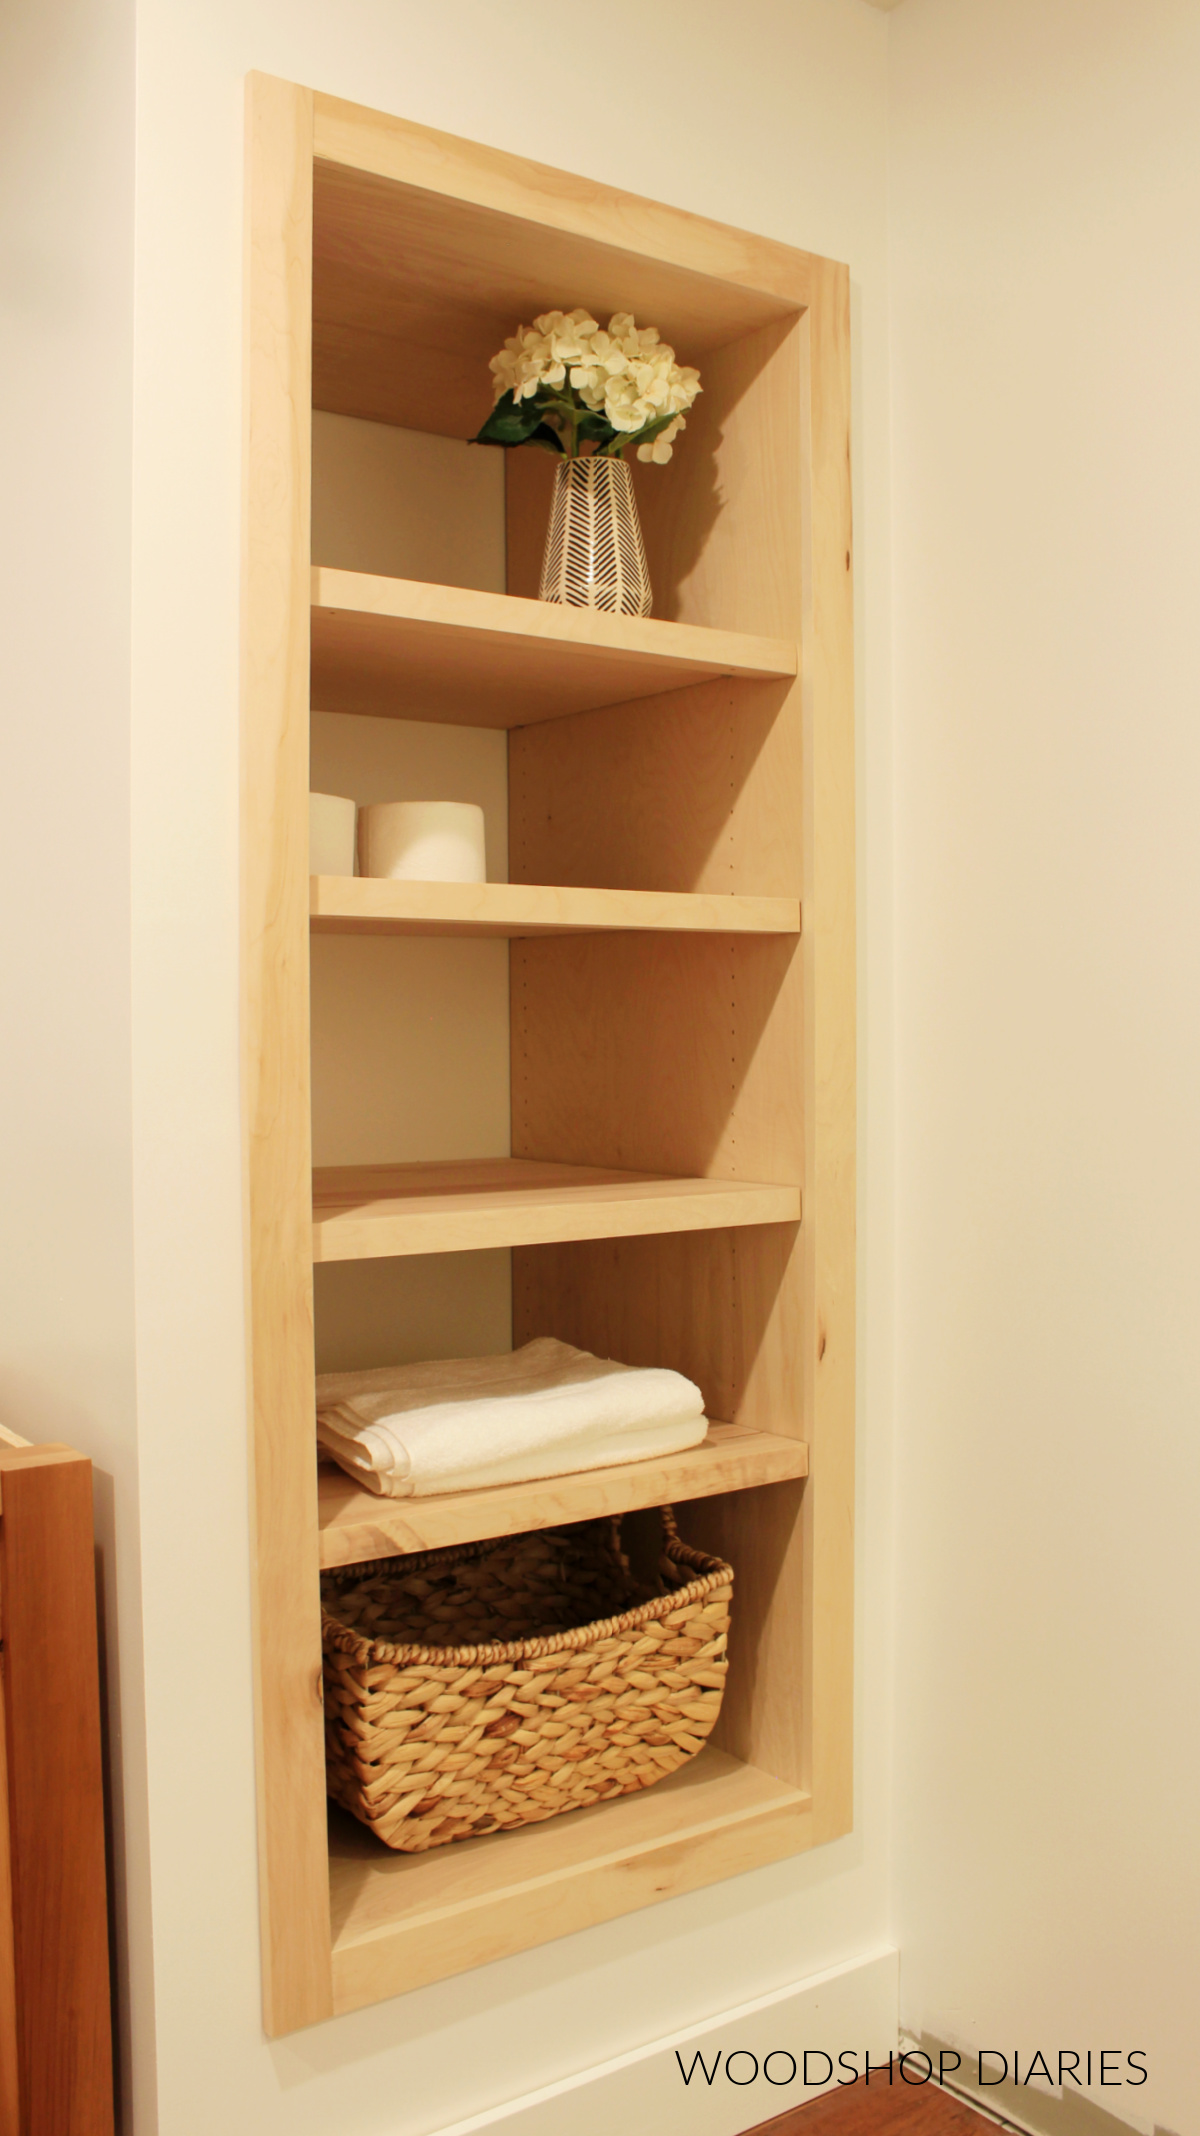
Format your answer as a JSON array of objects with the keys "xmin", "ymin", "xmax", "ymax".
[
  {"xmin": 311, "ymin": 93, "xmax": 822, "ymax": 310},
  {"xmin": 241, "ymin": 74, "xmax": 333, "ymax": 2033},
  {"xmin": 798, "ymin": 260, "xmax": 856, "ymax": 1841}
]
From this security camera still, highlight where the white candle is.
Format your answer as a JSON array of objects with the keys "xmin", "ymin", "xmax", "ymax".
[{"xmin": 358, "ymin": 801, "xmax": 487, "ymax": 883}]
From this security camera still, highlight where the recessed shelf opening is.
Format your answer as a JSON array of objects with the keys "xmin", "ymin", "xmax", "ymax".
[{"xmin": 245, "ymin": 77, "xmax": 852, "ymax": 2034}]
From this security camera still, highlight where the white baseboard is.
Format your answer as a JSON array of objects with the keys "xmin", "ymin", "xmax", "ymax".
[{"xmin": 428, "ymin": 1947, "xmax": 900, "ymax": 2136}]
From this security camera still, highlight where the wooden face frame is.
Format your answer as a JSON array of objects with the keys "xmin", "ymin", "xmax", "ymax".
[{"xmin": 242, "ymin": 72, "xmax": 854, "ymax": 2036}]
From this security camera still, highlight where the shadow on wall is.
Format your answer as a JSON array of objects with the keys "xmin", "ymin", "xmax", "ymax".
[
  {"xmin": 513, "ymin": 1221, "xmax": 800, "ymax": 1426},
  {"xmin": 635, "ymin": 314, "xmax": 795, "ymax": 623},
  {"xmin": 509, "ymin": 674, "xmax": 795, "ymax": 897}
]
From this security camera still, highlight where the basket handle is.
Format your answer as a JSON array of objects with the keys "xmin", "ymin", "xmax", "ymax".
[
  {"xmin": 610, "ymin": 1505, "xmax": 682, "ymax": 1594},
  {"xmin": 612, "ymin": 1506, "xmax": 679, "ymax": 1544},
  {"xmin": 656, "ymin": 1504, "xmax": 683, "ymax": 1587}
]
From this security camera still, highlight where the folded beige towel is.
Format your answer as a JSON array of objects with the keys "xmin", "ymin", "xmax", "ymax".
[{"xmin": 316, "ymin": 1336, "xmax": 707, "ymax": 1498}]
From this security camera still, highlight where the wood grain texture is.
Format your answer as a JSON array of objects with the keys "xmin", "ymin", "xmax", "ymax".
[
  {"xmin": 309, "ymin": 104, "xmax": 821, "ymax": 435},
  {"xmin": 509, "ymin": 675, "xmax": 799, "ymax": 898},
  {"xmin": 313, "ymin": 1157, "xmax": 800, "ymax": 1261},
  {"xmin": 312, "ymin": 101, "xmax": 817, "ymax": 306},
  {"xmin": 627, "ymin": 296, "xmax": 856, "ymax": 1803},
  {"xmin": 246, "ymin": 73, "xmax": 854, "ymax": 2021},
  {"xmin": 0, "ymin": 1631, "xmax": 17, "ymax": 2136},
  {"xmin": 512, "ymin": 933, "xmax": 803, "ymax": 1182},
  {"xmin": 507, "ymin": 928, "xmax": 809, "ymax": 1775},
  {"xmin": 310, "ymin": 875, "xmax": 800, "ymax": 940},
  {"xmin": 508, "ymin": 282, "xmax": 853, "ymax": 1812},
  {"xmin": 745, "ymin": 2069, "xmax": 1000, "ymax": 2136},
  {"xmin": 0, "ymin": 1447, "xmax": 112, "ymax": 2135},
  {"xmin": 514, "ymin": 1227, "xmax": 801, "ymax": 1440},
  {"xmin": 639, "ymin": 317, "xmax": 804, "ymax": 636},
  {"xmin": 310, "ymin": 568, "xmax": 795, "ymax": 727},
  {"xmin": 327, "ymin": 1748, "xmax": 811, "ymax": 2011},
  {"xmin": 241, "ymin": 73, "xmax": 332, "ymax": 2034},
  {"xmin": 514, "ymin": 1224, "xmax": 806, "ymax": 1783},
  {"xmin": 317, "ymin": 1422, "xmax": 808, "ymax": 1566}
]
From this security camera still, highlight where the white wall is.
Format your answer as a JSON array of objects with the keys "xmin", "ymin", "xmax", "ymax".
[
  {"xmin": 0, "ymin": 0, "xmax": 156, "ymax": 2121},
  {"xmin": 18, "ymin": 1, "xmax": 1200, "ymax": 2126},
  {"xmin": 310, "ymin": 418, "xmax": 513, "ymax": 1373},
  {"xmin": 887, "ymin": 5, "xmax": 1200, "ymax": 2132},
  {"xmin": 125, "ymin": 0, "xmax": 896, "ymax": 2130}
]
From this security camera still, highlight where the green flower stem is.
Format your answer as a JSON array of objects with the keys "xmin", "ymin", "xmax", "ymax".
[
  {"xmin": 537, "ymin": 391, "xmax": 584, "ymax": 457},
  {"xmin": 521, "ymin": 385, "xmax": 672, "ymax": 462}
]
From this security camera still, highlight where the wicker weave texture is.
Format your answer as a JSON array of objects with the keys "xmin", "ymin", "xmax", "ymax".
[
  {"xmin": 322, "ymin": 1513, "xmax": 733, "ymax": 1852},
  {"xmin": 538, "ymin": 456, "xmax": 652, "ymax": 617}
]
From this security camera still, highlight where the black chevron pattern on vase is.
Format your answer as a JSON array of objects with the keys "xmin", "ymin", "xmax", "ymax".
[{"xmin": 538, "ymin": 456, "xmax": 652, "ymax": 617}]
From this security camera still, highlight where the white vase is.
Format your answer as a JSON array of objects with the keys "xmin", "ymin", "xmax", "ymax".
[{"xmin": 538, "ymin": 455, "xmax": 652, "ymax": 618}]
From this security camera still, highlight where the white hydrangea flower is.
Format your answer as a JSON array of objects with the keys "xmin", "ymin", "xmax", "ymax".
[
  {"xmin": 638, "ymin": 416, "xmax": 686, "ymax": 464},
  {"xmin": 487, "ymin": 309, "xmax": 701, "ymax": 459}
]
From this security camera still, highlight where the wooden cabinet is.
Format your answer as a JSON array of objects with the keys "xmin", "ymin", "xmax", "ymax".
[
  {"xmin": 0, "ymin": 1430, "xmax": 113, "ymax": 2133},
  {"xmin": 243, "ymin": 72, "xmax": 854, "ymax": 2035}
]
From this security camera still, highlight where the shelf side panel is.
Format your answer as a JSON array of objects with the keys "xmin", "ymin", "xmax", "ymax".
[
  {"xmin": 241, "ymin": 72, "xmax": 333, "ymax": 2034},
  {"xmin": 514, "ymin": 1223, "xmax": 806, "ymax": 1785},
  {"xmin": 513, "ymin": 1226, "xmax": 803, "ymax": 1445},
  {"xmin": 507, "ymin": 289, "xmax": 847, "ymax": 1813},
  {"xmin": 510, "ymin": 674, "xmax": 799, "ymax": 899},
  {"xmin": 511, "ymin": 932, "xmax": 803, "ymax": 1186}
]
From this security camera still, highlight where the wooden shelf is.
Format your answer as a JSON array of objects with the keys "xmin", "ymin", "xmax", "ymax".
[
  {"xmin": 327, "ymin": 1746, "xmax": 812, "ymax": 2013},
  {"xmin": 312, "ymin": 144, "xmax": 804, "ymax": 438},
  {"xmin": 245, "ymin": 79, "xmax": 853, "ymax": 2036},
  {"xmin": 317, "ymin": 1420, "xmax": 808, "ymax": 1567},
  {"xmin": 312, "ymin": 1157, "xmax": 801, "ymax": 1262},
  {"xmin": 310, "ymin": 569, "xmax": 797, "ymax": 728},
  {"xmin": 310, "ymin": 876, "xmax": 801, "ymax": 939}
]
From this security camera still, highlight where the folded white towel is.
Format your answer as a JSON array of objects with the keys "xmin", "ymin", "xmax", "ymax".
[{"xmin": 316, "ymin": 1336, "xmax": 707, "ymax": 1498}]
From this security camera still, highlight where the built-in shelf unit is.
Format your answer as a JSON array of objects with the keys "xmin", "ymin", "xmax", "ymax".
[{"xmin": 243, "ymin": 73, "xmax": 854, "ymax": 2036}]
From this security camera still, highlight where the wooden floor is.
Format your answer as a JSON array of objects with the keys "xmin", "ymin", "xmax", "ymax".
[{"xmin": 749, "ymin": 2070, "xmax": 998, "ymax": 2136}]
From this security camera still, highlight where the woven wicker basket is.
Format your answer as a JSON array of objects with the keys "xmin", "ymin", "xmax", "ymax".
[{"xmin": 321, "ymin": 1509, "xmax": 733, "ymax": 1853}]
